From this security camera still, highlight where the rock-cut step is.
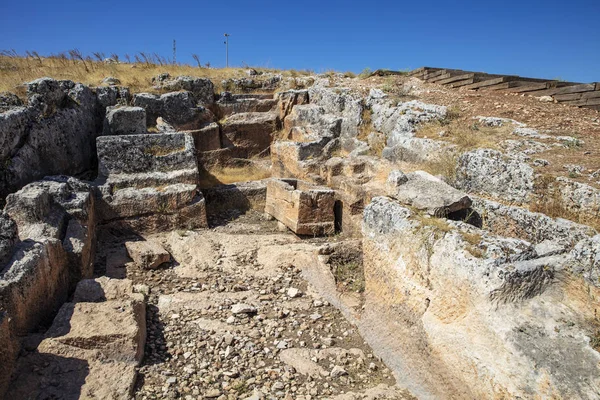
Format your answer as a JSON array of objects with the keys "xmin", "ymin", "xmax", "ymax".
[{"xmin": 6, "ymin": 277, "xmax": 147, "ymax": 400}]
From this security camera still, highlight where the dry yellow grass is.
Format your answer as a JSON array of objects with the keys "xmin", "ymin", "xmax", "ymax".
[
  {"xmin": 198, "ymin": 165, "xmax": 271, "ymax": 188},
  {"xmin": 0, "ymin": 54, "xmax": 311, "ymax": 95},
  {"xmin": 415, "ymin": 119, "xmax": 512, "ymax": 151}
]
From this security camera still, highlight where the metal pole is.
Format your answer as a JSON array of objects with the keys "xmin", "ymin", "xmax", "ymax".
[{"xmin": 224, "ymin": 33, "xmax": 230, "ymax": 68}]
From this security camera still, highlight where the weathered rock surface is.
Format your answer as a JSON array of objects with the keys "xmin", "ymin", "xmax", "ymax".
[
  {"xmin": 456, "ymin": 149, "xmax": 534, "ymax": 204},
  {"xmin": 96, "ymin": 133, "xmax": 207, "ymax": 231},
  {"xmin": 217, "ymin": 92, "xmax": 277, "ymax": 116},
  {"xmin": 221, "ymin": 111, "xmax": 279, "ymax": 157},
  {"xmin": 361, "ymin": 196, "xmax": 600, "ymax": 399},
  {"xmin": 0, "ymin": 79, "xmax": 102, "ymax": 197},
  {"xmin": 186, "ymin": 122, "xmax": 221, "ymax": 152},
  {"xmin": 265, "ymin": 179, "xmax": 335, "ymax": 235},
  {"xmin": 387, "ymin": 170, "xmax": 472, "ymax": 217},
  {"xmin": 276, "ymin": 89, "xmax": 309, "ymax": 120},
  {"xmin": 0, "ymin": 213, "xmax": 17, "ymax": 268},
  {"xmin": 4, "ymin": 176, "xmax": 96, "ymax": 284},
  {"xmin": 6, "ymin": 277, "xmax": 146, "ymax": 400},
  {"xmin": 125, "ymin": 240, "xmax": 171, "ymax": 269},
  {"xmin": 103, "ymin": 106, "xmax": 146, "ymax": 135},
  {"xmin": 153, "ymin": 75, "xmax": 214, "ymax": 105},
  {"xmin": 308, "ymin": 85, "xmax": 363, "ymax": 150},
  {"xmin": 202, "ymin": 179, "xmax": 267, "ymax": 215},
  {"xmin": 133, "ymin": 91, "xmax": 215, "ymax": 130}
]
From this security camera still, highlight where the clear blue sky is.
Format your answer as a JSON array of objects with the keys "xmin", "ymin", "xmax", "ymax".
[{"xmin": 1, "ymin": 0, "xmax": 599, "ymax": 82}]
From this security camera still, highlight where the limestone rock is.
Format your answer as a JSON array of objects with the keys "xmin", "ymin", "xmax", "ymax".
[
  {"xmin": 217, "ymin": 93, "xmax": 277, "ymax": 116},
  {"xmin": 362, "ymin": 196, "xmax": 600, "ymax": 398},
  {"xmin": 133, "ymin": 91, "xmax": 215, "ymax": 130},
  {"xmin": 265, "ymin": 179, "xmax": 335, "ymax": 236},
  {"xmin": 125, "ymin": 240, "xmax": 171, "ymax": 269},
  {"xmin": 102, "ymin": 76, "xmax": 121, "ymax": 86},
  {"xmin": 456, "ymin": 149, "xmax": 534, "ymax": 204},
  {"xmin": 0, "ymin": 92, "xmax": 23, "ymax": 112},
  {"xmin": 221, "ymin": 111, "xmax": 279, "ymax": 157},
  {"xmin": 0, "ymin": 79, "xmax": 100, "ymax": 197},
  {"xmin": 187, "ymin": 122, "xmax": 221, "ymax": 151},
  {"xmin": 231, "ymin": 303, "xmax": 257, "ymax": 314},
  {"xmin": 5, "ymin": 277, "xmax": 146, "ymax": 400},
  {"xmin": 73, "ymin": 276, "xmax": 135, "ymax": 302},
  {"xmin": 103, "ymin": 106, "xmax": 146, "ymax": 135},
  {"xmin": 276, "ymin": 89, "xmax": 309, "ymax": 120},
  {"xmin": 0, "ymin": 213, "xmax": 17, "ymax": 268},
  {"xmin": 153, "ymin": 75, "xmax": 214, "ymax": 105},
  {"xmin": 387, "ymin": 170, "xmax": 472, "ymax": 217}
]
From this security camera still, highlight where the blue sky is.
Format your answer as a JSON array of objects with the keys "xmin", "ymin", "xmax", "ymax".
[{"xmin": 1, "ymin": 0, "xmax": 598, "ymax": 82}]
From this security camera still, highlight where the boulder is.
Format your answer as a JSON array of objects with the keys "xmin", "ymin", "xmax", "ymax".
[
  {"xmin": 103, "ymin": 106, "xmax": 146, "ymax": 135},
  {"xmin": 456, "ymin": 149, "xmax": 534, "ymax": 204},
  {"xmin": 95, "ymin": 85, "xmax": 131, "ymax": 109},
  {"xmin": 26, "ymin": 77, "xmax": 66, "ymax": 109},
  {"xmin": 125, "ymin": 240, "xmax": 171, "ymax": 269},
  {"xmin": 387, "ymin": 170, "xmax": 472, "ymax": 217}
]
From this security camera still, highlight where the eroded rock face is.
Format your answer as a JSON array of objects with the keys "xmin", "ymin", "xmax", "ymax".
[
  {"xmin": 153, "ymin": 75, "xmax": 214, "ymax": 105},
  {"xmin": 217, "ymin": 92, "xmax": 277, "ymax": 116},
  {"xmin": 361, "ymin": 196, "xmax": 600, "ymax": 398},
  {"xmin": 103, "ymin": 106, "xmax": 146, "ymax": 135},
  {"xmin": 0, "ymin": 213, "xmax": 17, "ymax": 269},
  {"xmin": 133, "ymin": 91, "xmax": 215, "ymax": 130},
  {"xmin": 456, "ymin": 149, "xmax": 534, "ymax": 204},
  {"xmin": 221, "ymin": 111, "xmax": 279, "ymax": 158},
  {"xmin": 4, "ymin": 176, "xmax": 97, "ymax": 284},
  {"xmin": 6, "ymin": 277, "xmax": 146, "ymax": 400},
  {"xmin": 0, "ymin": 79, "xmax": 102, "ymax": 197},
  {"xmin": 96, "ymin": 133, "xmax": 207, "ymax": 231}
]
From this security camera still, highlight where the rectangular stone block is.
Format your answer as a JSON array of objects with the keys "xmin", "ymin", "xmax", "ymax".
[
  {"xmin": 265, "ymin": 179, "xmax": 335, "ymax": 235},
  {"xmin": 97, "ymin": 133, "xmax": 198, "ymax": 179}
]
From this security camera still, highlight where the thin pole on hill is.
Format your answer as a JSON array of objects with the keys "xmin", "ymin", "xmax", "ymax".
[
  {"xmin": 173, "ymin": 39, "xmax": 176, "ymax": 65},
  {"xmin": 224, "ymin": 33, "xmax": 230, "ymax": 68}
]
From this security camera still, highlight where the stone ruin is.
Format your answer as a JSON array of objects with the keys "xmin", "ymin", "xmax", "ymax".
[{"xmin": 0, "ymin": 72, "xmax": 600, "ymax": 399}]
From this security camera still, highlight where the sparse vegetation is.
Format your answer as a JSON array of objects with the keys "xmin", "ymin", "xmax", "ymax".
[
  {"xmin": 358, "ymin": 68, "xmax": 372, "ymax": 79},
  {"xmin": 328, "ymin": 245, "xmax": 365, "ymax": 293},
  {"xmin": 198, "ymin": 164, "xmax": 271, "ymax": 188},
  {"xmin": 0, "ymin": 50, "xmax": 311, "ymax": 95},
  {"xmin": 531, "ymin": 174, "xmax": 600, "ymax": 231}
]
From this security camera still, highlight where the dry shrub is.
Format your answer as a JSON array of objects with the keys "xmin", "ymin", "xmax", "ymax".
[{"xmin": 531, "ymin": 174, "xmax": 600, "ymax": 231}]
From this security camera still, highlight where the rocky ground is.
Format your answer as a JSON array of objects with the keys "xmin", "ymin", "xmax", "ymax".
[{"xmin": 95, "ymin": 212, "xmax": 412, "ymax": 400}]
